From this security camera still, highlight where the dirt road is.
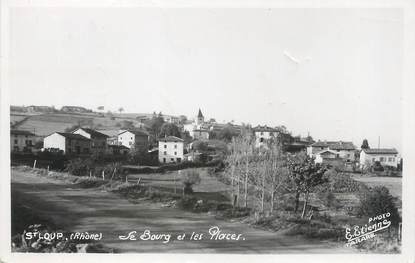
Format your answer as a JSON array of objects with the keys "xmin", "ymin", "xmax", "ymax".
[{"xmin": 11, "ymin": 170, "xmax": 353, "ymax": 253}]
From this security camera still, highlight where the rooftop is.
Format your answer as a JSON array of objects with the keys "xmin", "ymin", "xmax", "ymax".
[
  {"xmin": 362, "ymin": 148, "xmax": 398, "ymax": 155},
  {"xmin": 55, "ymin": 132, "xmax": 91, "ymax": 140},
  {"xmin": 119, "ymin": 129, "xmax": 149, "ymax": 137},
  {"xmin": 311, "ymin": 141, "xmax": 356, "ymax": 150},
  {"xmin": 158, "ymin": 136, "xmax": 184, "ymax": 143},
  {"xmin": 11, "ymin": 130, "xmax": 36, "ymax": 136},
  {"xmin": 76, "ymin": 128, "xmax": 109, "ymax": 138},
  {"xmin": 253, "ymin": 125, "xmax": 279, "ymax": 132}
]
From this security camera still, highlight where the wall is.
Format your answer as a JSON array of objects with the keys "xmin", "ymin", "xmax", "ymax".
[
  {"xmin": 360, "ymin": 151, "xmax": 398, "ymax": 167},
  {"xmin": 10, "ymin": 134, "xmax": 36, "ymax": 152},
  {"xmin": 158, "ymin": 141, "xmax": 184, "ymax": 164},
  {"xmin": 44, "ymin": 133, "xmax": 66, "ymax": 153}
]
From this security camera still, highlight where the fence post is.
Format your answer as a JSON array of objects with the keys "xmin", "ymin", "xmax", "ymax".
[
  {"xmin": 47, "ymin": 165, "xmax": 49, "ymax": 173},
  {"xmin": 137, "ymin": 178, "xmax": 141, "ymax": 185},
  {"xmin": 33, "ymin": 160, "xmax": 37, "ymax": 169},
  {"xmin": 125, "ymin": 174, "xmax": 128, "ymax": 183},
  {"xmin": 102, "ymin": 170, "xmax": 105, "ymax": 181}
]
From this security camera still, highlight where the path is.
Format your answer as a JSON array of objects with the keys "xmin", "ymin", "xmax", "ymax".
[{"xmin": 11, "ymin": 170, "xmax": 354, "ymax": 253}]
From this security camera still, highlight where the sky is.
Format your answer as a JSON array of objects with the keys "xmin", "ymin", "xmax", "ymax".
[{"xmin": 9, "ymin": 8, "xmax": 403, "ymax": 151}]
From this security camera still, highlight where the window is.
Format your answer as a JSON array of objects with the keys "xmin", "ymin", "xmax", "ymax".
[
  {"xmin": 164, "ymin": 151, "xmax": 167, "ymax": 155},
  {"xmin": 171, "ymin": 158, "xmax": 174, "ymax": 161},
  {"xmin": 120, "ymin": 137, "xmax": 122, "ymax": 140},
  {"xmin": 174, "ymin": 152, "xmax": 177, "ymax": 155},
  {"xmin": 129, "ymin": 141, "xmax": 132, "ymax": 146},
  {"xmin": 380, "ymin": 157, "xmax": 385, "ymax": 162},
  {"xmin": 260, "ymin": 138, "xmax": 264, "ymax": 143},
  {"xmin": 164, "ymin": 145, "xmax": 167, "ymax": 149},
  {"xmin": 14, "ymin": 139, "xmax": 18, "ymax": 144},
  {"xmin": 260, "ymin": 132, "xmax": 264, "ymax": 135},
  {"xmin": 174, "ymin": 144, "xmax": 177, "ymax": 149},
  {"xmin": 392, "ymin": 157, "xmax": 395, "ymax": 162},
  {"xmin": 269, "ymin": 132, "xmax": 273, "ymax": 136},
  {"xmin": 163, "ymin": 158, "xmax": 166, "ymax": 163}
]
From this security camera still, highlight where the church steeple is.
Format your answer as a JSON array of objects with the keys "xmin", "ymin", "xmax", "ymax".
[
  {"xmin": 198, "ymin": 109, "xmax": 204, "ymax": 118},
  {"xmin": 196, "ymin": 109, "xmax": 204, "ymax": 125}
]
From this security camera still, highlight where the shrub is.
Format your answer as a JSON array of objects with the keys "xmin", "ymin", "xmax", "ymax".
[
  {"xmin": 64, "ymin": 158, "xmax": 94, "ymax": 176},
  {"xmin": 181, "ymin": 169, "xmax": 201, "ymax": 194},
  {"xmin": 357, "ymin": 186, "xmax": 401, "ymax": 226}
]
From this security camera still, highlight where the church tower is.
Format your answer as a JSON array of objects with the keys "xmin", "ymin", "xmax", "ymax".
[{"xmin": 196, "ymin": 109, "xmax": 204, "ymax": 125}]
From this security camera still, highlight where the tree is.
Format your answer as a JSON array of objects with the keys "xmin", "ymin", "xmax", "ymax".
[
  {"xmin": 182, "ymin": 169, "xmax": 201, "ymax": 195},
  {"xmin": 287, "ymin": 153, "xmax": 329, "ymax": 218},
  {"xmin": 159, "ymin": 123, "xmax": 181, "ymax": 138},
  {"xmin": 118, "ymin": 107, "xmax": 124, "ymax": 114},
  {"xmin": 192, "ymin": 140, "xmax": 209, "ymax": 152},
  {"xmin": 144, "ymin": 114, "xmax": 165, "ymax": 139},
  {"xmin": 97, "ymin": 106, "xmax": 104, "ymax": 112},
  {"xmin": 358, "ymin": 186, "xmax": 400, "ymax": 226},
  {"xmin": 218, "ymin": 125, "xmax": 239, "ymax": 142},
  {"xmin": 361, "ymin": 139, "xmax": 370, "ymax": 149}
]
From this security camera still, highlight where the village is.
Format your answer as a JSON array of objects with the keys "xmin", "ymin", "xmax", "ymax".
[
  {"xmin": 10, "ymin": 105, "xmax": 403, "ymax": 253},
  {"xmin": 10, "ymin": 105, "xmax": 402, "ymax": 171}
]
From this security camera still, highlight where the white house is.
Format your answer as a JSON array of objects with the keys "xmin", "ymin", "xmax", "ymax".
[
  {"xmin": 315, "ymin": 149, "xmax": 341, "ymax": 164},
  {"xmin": 118, "ymin": 129, "xmax": 149, "ymax": 150},
  {"xmin": 360, "ymin": 148, "xmax": 399, "ymax": 168},
  {"xmin": 43, "ymin": 132, "xmax": 91, "ymax": 155},
  {"xmin": 158, "ymin": 136, "xmax": 184, "ymax": 164},
  {"xmin": 307, "ymin": 141, "xmax": 356, "ymax": 162},
  {"xmin": 253, "ymin": 125, "xmax": 279, "ymax": 148},
  {"xmin": 10, "ymin": 130, "xmax": 36, "ymax": 152}
]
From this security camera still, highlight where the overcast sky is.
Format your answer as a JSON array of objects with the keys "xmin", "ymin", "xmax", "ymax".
[{"xmin": 9, "ymin": 8, "xmax": 403, "ymax": 151}]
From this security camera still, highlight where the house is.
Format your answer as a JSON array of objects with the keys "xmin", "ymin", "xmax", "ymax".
[
  {"xmin": 10, "ymin": 130, "xmax": 36, "ymax": 152},
  {"xmin": 253, "ymin": 125, "xmax": 279, "ymax": 148},
  {"xmin": 72, "ymin": 128, "xmax": 109, "ymax": 154},
  {"xmin": 108, "ymin": 144, "xmax": 130, "ymax": 155},
  {"xmin": 118, "ymin": 129, "xmax": 149, "ymax": 150},
  {"xmin": 315, "ymin": 149, "xmax": 343, "ymax": 165},
  {"xmin": 158, "ymin": 136, "xmax": 184, "ymax": 164},
  {"xmin": 60, "ymin": 106, "xmax": 92, "ymax": 113},
  {"xmin": 162, "ymin": 115, "xmax": 180, "ymax": 124},
  {"xmin": 307, "ymin": 141, "xmax": 356, "ymax": 162},
  {"xmin": 97, "ymin": 129, "xmax": 120, "ymax": 145},
  {"xmin": 192, "ymin": 129, "xmax": 210, "ymax": 140},
  {"xmin": 360, "ymin": 148, "xmax": 399, "ymax": 168},
  {"xmin": 26, "ymin": 105, "xmax": 56, "ymax": 113},
  {"xmin": 43, "ymin": 132, "xmax": 91, "ymax": 155}
]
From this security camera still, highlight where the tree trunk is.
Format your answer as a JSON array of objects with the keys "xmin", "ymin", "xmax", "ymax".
[
  {"xmin": 244, "ymin": 156, "xmax": 249, "ymax": 208},
  {"xmin": 270, "ymin": 190, "xmax": 275, "ymax": 213},
  {"xmin": 301, "ymin": 192, "xmax": 309, "ymax": 219},
  {"xmin": 294, "ymin": 191, "xmax": 300, "ymax": 213}
]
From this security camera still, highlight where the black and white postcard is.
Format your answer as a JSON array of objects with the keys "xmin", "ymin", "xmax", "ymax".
[{"xmin": 1, "ymin": 0, "xmax": 414, "ymax": 262}]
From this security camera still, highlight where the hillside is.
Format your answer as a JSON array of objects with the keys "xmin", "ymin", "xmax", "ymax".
[{"xmin": 10, "ymin": 111, "xmax": 150, "ymax": 137}]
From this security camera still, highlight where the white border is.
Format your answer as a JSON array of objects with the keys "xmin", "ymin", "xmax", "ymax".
[{"xmin": 1, "ymin": 0, "xmax": 414, "ymax": 262}]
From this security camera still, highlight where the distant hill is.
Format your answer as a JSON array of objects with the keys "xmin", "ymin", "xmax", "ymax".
[{"xmin": 10, "ymin": 111, "xmax": 150, "ymax": 137}]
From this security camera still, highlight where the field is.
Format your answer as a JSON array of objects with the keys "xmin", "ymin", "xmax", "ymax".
[
  {"xmin": 351, "ymin": 174, "xmax": 402, "ymax": 199},
  {"xmin": 127, "ymin": 168, "xmax": 230, "ymax": 202},
  {"xmin": 10, "ymin": 111, "xmax": 150, "ymax": 136}
]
